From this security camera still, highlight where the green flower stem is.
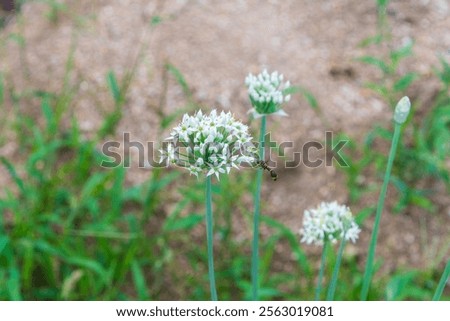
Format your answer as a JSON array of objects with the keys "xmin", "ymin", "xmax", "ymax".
[
  {"xmin": 252, "ymin": 115, "xmax": 266, "ymax": 301},
  {"xmin": 326, "ymin": 238, "xmax": 347, "ymax": 301},
  {"xmin": 315, "ymin": 240, "xmax": 328, "ymax": 300},
  {"xmin": 432, "ymin": 260, "xmax": 450, "ymax": 301},
  {"xmin": 205, "ymin": 176, "xmax": 218, "ymax": 301},
  {"xmin": 360, "ymin": 123, "xmax": 402, "ymax": 300}
]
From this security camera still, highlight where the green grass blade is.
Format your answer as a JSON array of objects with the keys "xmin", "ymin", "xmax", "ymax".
[
  {"xmin": 65, "ymin": 257, "xmax": 108, "ymax": 285},
  {"xmin": 7, "ymin": 268, "xmax": 22, "ymax": 300},
  {"xmin": 386, "ymin": 271, "xmax": 417, "ymax": 300},
  {"xmin": 0, "ymin": 157, "xmax": 26, "ymax": 194},
  {"xmin": 164, "ymin": 213, "xmax": 203, "ymax": 232},
  {"xmin": 98, "ymin": 71, "xmax": 124, "ymax": 139},
  {"xmin": 0, "ymin": 236, "xmax": 8, "ymax": 254},
  {"xmin": 107, "ymin": 70, "xmax": 121, "ymax": 105},
  {"xmin": 41, "ymin": 94, "xmax": 55, "ymax": 134},
  {"xmin": 131, "ymin": 260, "xmax": 150, "ymax": 300},
  {"xmin": 393, "ymin": 72, "xmax": 417, "ymax": 92},
  {"xmin": 432, "ymin": 260, "xmax": 450, "ymax": 301},
  {"xmin": 260, "ymin": 215, "xmax": 311, "ymax": 276},
  {"xmin": 282, "ymin": 86, "xmax": 319, "ymax": 111},
  {"xmin": 357, "ymin": 56, "xmax": 389, "ymax": 74},
  {"xmin": 165, "ymin": 63, "xmax": 192, "ymax": 99}
]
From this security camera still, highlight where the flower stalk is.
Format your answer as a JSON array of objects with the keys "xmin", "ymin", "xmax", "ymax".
[
  {"xmin": 314, "ymin": 239, "xmax": 328, "ymax": 300},
  {"xmin": 161, "ymin": 109, "xmax": 257, "ymax": 301},
  {"xmin": 326, "ymin": 237, "xmax": 347, "ymax": 301},
  {"xmin": 205, "ymin": 176, "xmax": 218, "ymax": 301},
  {"xmin": 251, "ymin": 115, "xmax": 266, "ymax": 301},
  {"xmin": 360, "ymin": 96, "xmax": 411, "ymax": 300},
  {"xmin": 246, "ymin": 69, "xmax": 292, "ymax": 301}
]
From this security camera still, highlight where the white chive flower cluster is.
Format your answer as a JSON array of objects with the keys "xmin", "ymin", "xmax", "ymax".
[
  {"xmin": 245, "ymin": 69, "xmax": 291, "ymax": 117},
  {"xmin": 300, "ymin": 201, "xmax": 361, "ymax": 246},
  {"xmin": 160, "ymin": 110, "xmax": 257, "ymax": 179}
]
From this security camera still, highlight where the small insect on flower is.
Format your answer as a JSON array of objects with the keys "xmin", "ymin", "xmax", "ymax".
[{"xmin": 255, "ymin": 160, "xmax": 278, "ymax": 181}]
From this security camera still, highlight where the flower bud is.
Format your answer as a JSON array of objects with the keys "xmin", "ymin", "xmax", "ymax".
[{"xmin": 394, "ymin": 96, "xmax": 411, "ymax": 124}]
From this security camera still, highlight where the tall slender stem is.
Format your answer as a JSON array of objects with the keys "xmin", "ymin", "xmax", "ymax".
[
  {"xmin": 432, "ymin": 260, "xmax": 450, "ymax": 301},
  {"xmin": 315, "ymin": 240, "xmax": 328, "ymax": 300},
  {"xmin": 252, "ymin": 115, "xmax": 266, "ymax": 301},
  {"xmin": 360, "ymin": 123, "xmax": 401, "ymax": 300},
  {"xmin": 205, "ymin": 176, "xmax": 218, "ymax": 301},
  {"xmin": 326, "ymin": 238, "xmax": 347, "ymax": 301}
]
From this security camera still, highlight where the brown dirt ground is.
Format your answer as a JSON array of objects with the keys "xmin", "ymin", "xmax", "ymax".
[{"xmin": 0, "ymin": 0, "xmax": 449, "ymax": 277}]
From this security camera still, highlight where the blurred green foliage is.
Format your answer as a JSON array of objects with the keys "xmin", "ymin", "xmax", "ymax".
[{"xmin": 340, "ymin": 1, "xmax": 450, "ymax": 214}]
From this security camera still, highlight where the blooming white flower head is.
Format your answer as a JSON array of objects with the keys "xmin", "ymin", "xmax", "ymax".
[
  {"xmin": 300, "ymin": 201, "xmax": 361, "ymax": 246},
  {"xmin": 160, "ymin": 109, "xmax": 257, "ymax": 179},
  {"xmin": 245, "ymin": 69, "xmax": 292, "ymax": 118}
]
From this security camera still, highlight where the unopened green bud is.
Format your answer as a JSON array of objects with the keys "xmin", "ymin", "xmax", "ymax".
[{"xmin": 394, "ymin": 96, "xmax": 411, "ymax": 124}]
